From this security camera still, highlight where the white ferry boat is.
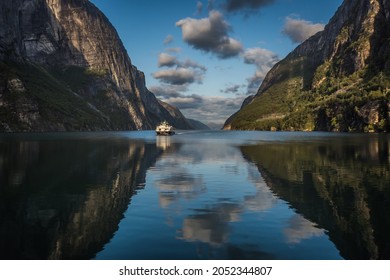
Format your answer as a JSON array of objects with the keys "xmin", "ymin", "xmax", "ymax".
[{"xmin": 156, "ymin": 121, "xmax": 175, "ymax": 136}]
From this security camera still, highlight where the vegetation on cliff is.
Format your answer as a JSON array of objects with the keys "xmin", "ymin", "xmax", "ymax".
[
  {"xmin": 225, "ymin": 0, "xmax": 390, "ymax": 132},
  {"xmin": 0, "ymin": 0, "xmax": 196, "ymax": 132}
]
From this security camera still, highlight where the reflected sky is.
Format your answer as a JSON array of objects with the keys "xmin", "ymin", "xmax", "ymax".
[
  {"xmin": 3, "ymin": 131, "xmax": 387, "ymax": 259},
  {"xmin": 0, "ymin": 135, "xmax": 160, "ymax": 259},
  {"xmin": 284, "ymin": 214, "xmax": 324, "ymax": 244},
  {"xmin": 96, "ymin": 131, "xmax": 343, "ymax": 260}
]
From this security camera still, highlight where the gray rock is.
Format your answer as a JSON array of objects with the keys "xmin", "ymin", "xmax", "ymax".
[{"xmin": 0, "ymin": 0, "xmax": 194, "ymax": 132}]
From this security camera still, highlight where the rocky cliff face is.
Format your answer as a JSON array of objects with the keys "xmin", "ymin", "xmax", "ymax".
[
  {"xmin": 0, "ymin": 0, "xmax": 193, "ymax": 131},
  {"xmin": 224, "ymin": 0, "xmax": 390, "ymax": 132}
]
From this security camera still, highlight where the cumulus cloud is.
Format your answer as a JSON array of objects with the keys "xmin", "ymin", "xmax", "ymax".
[
  {"xmin": 242, "ymin": 47, "xmax": 279, "ymax": 94},
  {"xmin": 150, "ymin": 85, "xmax": 189, "ymax": 98},
  {"xmin": 181, "ymin": 59, "xmax": 208, "ymax": 71},
  {"xmin": 282, "ymin": 17, "xmax": 325, "ymax": 43},
  {"xmin": 151, "ymin": 85, "xmax": 203, "ymax": 109},
  {"xmin": 151, "ymin": 85, "xmax": 243, "ymax": 127},
  {"xmin": 223, "ymin": 0, "xmax": 276, "ymax": 14},
  {"xmin": 158, "ymin": 53, "xmax": 207, "ymax": 71},
  {"xmin": 164, "ymin": 95, "xmax": 204, "ymax": 109},
  {"xmin": 176, "ymin": 11, "xmax": 243, "ymax": 58},
  {"xmin": 153, "ymin": 68, "xmax": 204, "ymax": 85},
  {"xmin": 183, "ymin": 96, "xmax": 243, "ymax": 127},
  {"xmin": 158, "ymin": 53, "xmax": 178, "ymax": 67},
  {"xmin": 220, "ymin": 84, "xmax": 245, "ymax": 95},
  {"xmin": 155, "ymin": 52, "xmax": 207, "ymax": 85}
]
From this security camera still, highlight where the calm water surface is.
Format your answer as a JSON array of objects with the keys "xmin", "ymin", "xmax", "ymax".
[{"xmin": 0, "ymin": 131, "xmax": 389, "ymax": 259}]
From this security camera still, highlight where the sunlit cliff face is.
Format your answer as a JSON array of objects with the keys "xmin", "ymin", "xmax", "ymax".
[
  {"xmin": 0, "ymin": 0, "xmax": 193, "ymax": 132},
  {"xmin": 225, "ymin": 0, "xmax": 390, "ymax": 132}
]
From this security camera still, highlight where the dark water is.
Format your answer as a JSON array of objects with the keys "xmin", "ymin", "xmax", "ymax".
[{"xmin": 0, "ymin": 131, "xmax": 389, "ymax": 260}]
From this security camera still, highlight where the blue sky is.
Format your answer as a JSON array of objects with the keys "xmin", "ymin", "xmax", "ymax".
[{"xmin": 90, "ymin": 0, "xmax": 343, "ymax": 128}]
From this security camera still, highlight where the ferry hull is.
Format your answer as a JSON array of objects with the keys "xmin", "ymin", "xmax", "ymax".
[{"xmin": 156, "ymin": 131, "xmax": 175, "ymax": 136}]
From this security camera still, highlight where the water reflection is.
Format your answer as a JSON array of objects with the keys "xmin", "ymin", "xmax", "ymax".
[
  {"xmin": 181, "ymin": 203, "xmax": 241, "ymax": 245},
  {"xmin": 244, "ymin": 164, "xmax": 278, "ymax": 212},
  {"xmin": 141, "ymin": 138, "xmax": 336, "ymax": 260},
  {"xmin": 157, "ymin": 174, "xmax": 205, "ymax": 209},
  {"xmin": 1, "ymin": 132, "xmax": 389, "ymax": 260},
  {"xmin": 156, "ymin": 135, "xmax": 172, "ymax": 151},
  {"xmin": 0, "ymin": 135, "xmax": 162, "ymax": 259},
  {"xmin": 284, "ymin": 215, "xmax": 324, "ymax": 244},
  {"xmin": 241, "ymin": 135, "xmax": 390, "ymax": 259}
]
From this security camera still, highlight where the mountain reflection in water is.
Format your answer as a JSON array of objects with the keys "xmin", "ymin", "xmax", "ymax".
[
  {"xmin": 0, "ymin": 134, "xmax": 161, "ymax": 259},
  {"xmin": 0, "ymin": 131, "xmax": 389, "ymax": 260},
  {"xmin": 241, "ymin": 135, "xmax": 390, "ymax": 259}
]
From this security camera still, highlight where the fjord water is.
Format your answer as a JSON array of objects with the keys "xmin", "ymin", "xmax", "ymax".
[{"xmin": 0, "ymin": 131, "xmax": 389, "ymax": 260}]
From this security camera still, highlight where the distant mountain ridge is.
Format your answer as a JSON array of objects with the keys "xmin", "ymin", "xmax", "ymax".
[
  {"xmin": 224, "ymin": 0, "xmax": 390, "ymax": 132},
  {"xmin": 0, "ymin": 0, "xmax": 202, "ymax": 132},
  {"xmin": 186, "ymin": 118, "xmax": 211, "ymax": 130}
]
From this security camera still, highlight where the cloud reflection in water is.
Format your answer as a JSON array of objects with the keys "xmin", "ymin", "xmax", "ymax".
[
  {"xmin": 284, "ymin": 214, "xmax": 324, "ymax": 244},
  {"xmin": 152, "ymin": 140, "xmax": 323, "ymax": 253}
]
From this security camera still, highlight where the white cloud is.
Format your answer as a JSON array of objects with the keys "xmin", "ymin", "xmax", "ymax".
[
  {"xmin": 181, "ymin": 96, "xmax": 244, "ymax": 127},
  {"xmin": 282, "ymin": 17, "xmax": 325, "ymax": 43},
  {"xmin": 151, "ymin": 85, "xmax": 244, "ymax": 127},
  {"xmin": 214, "ymin": 37, "xmax": 243, "ymax": 59},
  {"xmin": 154, "ymin": 52, "xmax": 207, "ymax": 85},
  {"xmin": 176, "ymin": 11, "xmax": 243, "ymax": 58},
  {"xmin": 153, "ymin": 68, "xmax": 204, "ymax": 85},
  {"xmin": 158, "ymin": 53, "xmax": 178, "ymax": 67},
  {"xmin": 222, "ymin": 84, "xmax": 240, "ymax": 94},
  {"xmin": 242, "ymin": 47, "xmax": 279, "ymax": 94}
]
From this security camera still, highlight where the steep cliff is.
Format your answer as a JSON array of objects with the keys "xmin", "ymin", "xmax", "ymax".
[
  {"xmin": 224, "ymin": 0, "xmax": 390, "ymax": 132},
  {"xmin": 0, "ymin": 0, "xmax": 193, "ymax": 132}
]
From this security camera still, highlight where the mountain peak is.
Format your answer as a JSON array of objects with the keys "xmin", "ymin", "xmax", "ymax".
[
  {"xmin": 224, "ymin": 0, "xmax": 390, "ymax": 132},
  {"xmin": 0, "ymin": 0, "xmax": 194, "ymax": 132}
]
